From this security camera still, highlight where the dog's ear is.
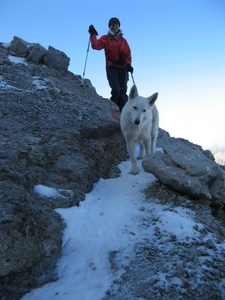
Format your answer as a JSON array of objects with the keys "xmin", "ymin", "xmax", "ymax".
[
  {"xmin": 129, "ymin": 85, "xmax": 138, "ymax": 99},
  {"xmin": 148, "ymin": 92, "xmax": 158, "ymax": 106}
]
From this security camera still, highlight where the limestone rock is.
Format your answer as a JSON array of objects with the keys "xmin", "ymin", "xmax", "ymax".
[
  {"xmin": 142, "ymin": 137, "xmax": 225, "ymax": 203},
  {"xmin": 9, "ymin": 36, "xmax": 30, "ymax": 56},
  {"xmin": 27, "ymin": 43, "xmax": 47, "ymax": 63},
  {"xmin": 6, "ymin": 36, "xmax": 69, "ymax": 71},
  {"xmin": 42, "ymin": 45, "xmax": 70, "ymax": 71}
]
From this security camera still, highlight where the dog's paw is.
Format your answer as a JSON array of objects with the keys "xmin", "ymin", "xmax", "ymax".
[
  {"xmin": 129, "ymin": 169, "xmax": 139, "ymax": 175},
  {"xmin": 137, "ymin": 155, "xmax": 143, "ymax": 160}
]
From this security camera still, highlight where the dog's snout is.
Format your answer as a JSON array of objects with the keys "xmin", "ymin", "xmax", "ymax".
[{"xmin": 135, "ymin": 119, "xmax": 140, "ymax": 125}]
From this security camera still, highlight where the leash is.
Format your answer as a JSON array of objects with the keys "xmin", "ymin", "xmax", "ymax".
[{"xmin": 131, "ymin": 73, "xmax": 136, "ymax": 85}]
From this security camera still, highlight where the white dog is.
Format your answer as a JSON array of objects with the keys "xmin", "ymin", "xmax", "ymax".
[{"xmin": 120, "ymin": 85, "xmax": 159, "ymax": 175}]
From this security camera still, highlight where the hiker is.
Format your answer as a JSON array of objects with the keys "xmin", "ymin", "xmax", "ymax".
[{"xmin": 88, "ymin": 17, "xmax": 133, "ymax": 112}]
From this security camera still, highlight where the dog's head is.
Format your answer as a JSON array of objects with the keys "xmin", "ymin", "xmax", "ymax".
[{"xmin": 128, "ymin": 85, "xmax": 158, "ymax": 125}]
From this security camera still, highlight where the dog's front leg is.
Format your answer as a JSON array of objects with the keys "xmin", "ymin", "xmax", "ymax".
[
  {"xmin": 143, "ymin": 137, "xmax": 152, "ymax": 155},
  {"xmin": 151, "ymin": 130, "xmax": 157, "ymax": 153},
  {"xmin": 126, "ymin": 139, "xmax": 139, "ymax": 175},
  {"xmin": 137, "ymin": 141, "xmax": 144, "ymax": 159}
]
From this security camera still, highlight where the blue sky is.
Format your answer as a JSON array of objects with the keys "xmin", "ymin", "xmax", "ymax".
[{"xmin": 1, "ymin": 0, "xmax": 225, "ymax": 149}]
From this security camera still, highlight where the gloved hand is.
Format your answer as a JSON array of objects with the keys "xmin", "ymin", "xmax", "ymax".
[
  {"xmin": 88, "ymin": 25, "xmax": 98, "ymax": 36},
  {"xmin": 126, "ymin": 64, "xmax": 134, "ymax": 73}
]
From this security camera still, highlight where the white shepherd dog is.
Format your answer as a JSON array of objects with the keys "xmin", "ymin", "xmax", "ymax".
[{"xmin": 120, "ymin": 85, "xmax": 159, "ymax": 175}]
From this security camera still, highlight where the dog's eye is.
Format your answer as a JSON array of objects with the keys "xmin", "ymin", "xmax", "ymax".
[
  {"xmin": 133, "ymin": 106, "xmax": 137, "ymax": 110},
  {"xmin": 143, "ymin": 109, "xmax": 146, "ymax": 112}
]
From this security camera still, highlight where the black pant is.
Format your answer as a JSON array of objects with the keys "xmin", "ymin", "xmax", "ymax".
[{"xmin": 106, "ymin": 66, "xmax": 128, "ymax": 112}]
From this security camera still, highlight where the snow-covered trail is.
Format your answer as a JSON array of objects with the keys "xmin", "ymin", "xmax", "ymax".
[{"xmin": 21, "ymin": 157, "xmax": 225, "ymax": 300}]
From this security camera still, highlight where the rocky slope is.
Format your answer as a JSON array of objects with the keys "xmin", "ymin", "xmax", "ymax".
[{"xmin": 0, "ymin": 37, "xmax": 126, "ymax": 300}]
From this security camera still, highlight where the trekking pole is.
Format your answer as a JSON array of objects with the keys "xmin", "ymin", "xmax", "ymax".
[{"xmin": 81, "ymin": 35, "xmax": 91, "ymax": 86}]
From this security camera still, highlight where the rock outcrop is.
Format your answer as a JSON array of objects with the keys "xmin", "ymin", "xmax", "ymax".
[
  {"xmin": 8, "ymin": 36, "xmax": 70, "ymax": 71},
  {"xmin": 143, "ymin": 130, "xmax": 225, "ymax": 210},
  {"xmin": 0, "ymin": 37, "xmax": 126, "ymax": 299}
]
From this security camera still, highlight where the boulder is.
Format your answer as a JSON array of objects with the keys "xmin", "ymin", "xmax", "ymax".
[
  {"xmin": 0, "ymin": 185, "xmax": 64, "ymax": 276},
  {"xmin": 26, "ymin": 43, "xmax": 47, "ymax": 63},
  {"xmin": 142, "ymin": 137, "xmax": 225, "ymax": 204},
  {"xmin": 7, "ymin": 36, "xmax": 69, "ymax": 71},
  {"xmin": 42, "ymin": 45, "xmax": 70, "ymax": 71},
  {"xmin": 9, "ymin": 36, "xmax": 30, "ymax": 56}
]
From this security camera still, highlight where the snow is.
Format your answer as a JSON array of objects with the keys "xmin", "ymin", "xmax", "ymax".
[
  {"xmin": 20, "ymin": 154, "xmax": 219, "ymax": 300},
  {"xmin": 0, "ymin": 75, "xmax": 21, "ymax": 91},
  {"xmin": 34, "ymin": 185, "xmax": 61, "ymax": 198},
  {"xmin": 8, "ymin": 54, "xmax": 28, "ymax": 65},
  {"xmin": 32, "ymin": 76, "xmax": 49, "ymax": 90}
]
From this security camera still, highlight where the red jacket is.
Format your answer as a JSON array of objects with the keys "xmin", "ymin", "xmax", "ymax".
[{"xmin": 90, "ymin": 33, "xmax": 132, "ymax": 68}]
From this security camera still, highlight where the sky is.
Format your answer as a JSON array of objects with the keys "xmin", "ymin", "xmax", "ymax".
[
  {"xmin": 1, "ymin": 0, "xmax": 225, "ymax": 149},
  {"xmin": 20, "ymin": 155, "xmax": 225, "ymax": 300}
]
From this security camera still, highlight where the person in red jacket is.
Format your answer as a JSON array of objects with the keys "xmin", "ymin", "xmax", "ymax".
[{"xmin": 88, "ymin": 17, "xmax": 133, "ymax": 112}]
